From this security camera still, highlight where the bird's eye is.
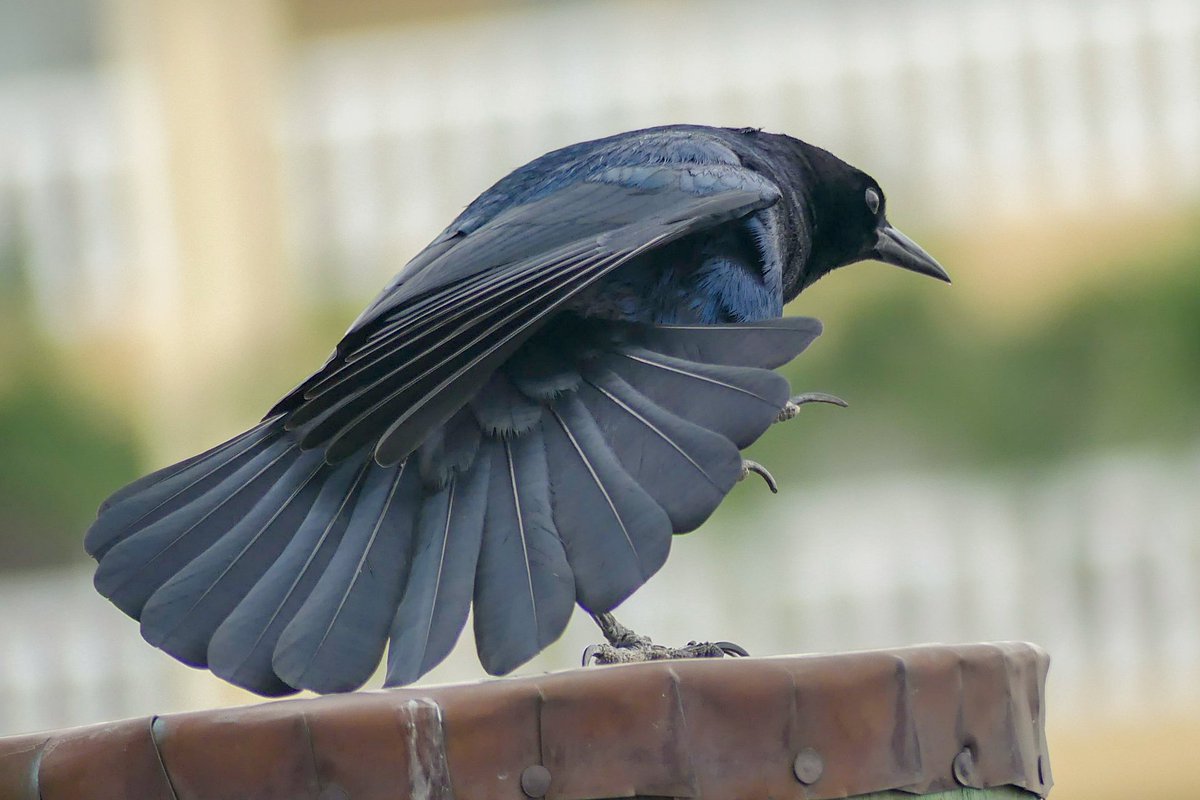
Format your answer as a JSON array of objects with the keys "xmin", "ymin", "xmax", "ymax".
[{"xmin": 865, "ymin": 188, "xmax": 881, "ymax": 215}]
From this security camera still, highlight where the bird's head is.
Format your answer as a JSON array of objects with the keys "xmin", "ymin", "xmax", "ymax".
[{"xmin": 773, "ymin": 138, "xmax": 950, "ymax": 298}]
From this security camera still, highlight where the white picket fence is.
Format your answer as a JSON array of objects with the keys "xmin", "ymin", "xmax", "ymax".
[
  {"xmin": 284, "ymin": 0, "xmax": 1200, "ymax": 300},
  {"xmin": 2, "ymin": 447, "xmax": 1198, "ymax": 735},
  {"xmin": 1, "ymin": 0, "xmax": 1198, "ymax": 336}
]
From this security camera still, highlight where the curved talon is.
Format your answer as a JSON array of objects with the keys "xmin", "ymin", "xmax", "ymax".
[
  {"xmin": 582, "ymin": 644, "xmax": 602, "ymax": 666},
  {"xmin": 740, "ymin": 459, "xmax": 779, "ymax": 493},
  {"xmin": 791, "ymin": 391, "xmax": 849, "ymax": 408},
  {"xmin": 777, "ymin": 391, "xmax": 849, "ymax": 422},
  {"xmin": 715, "ymin": 641, "xmax": 750, "ymax": 657}
]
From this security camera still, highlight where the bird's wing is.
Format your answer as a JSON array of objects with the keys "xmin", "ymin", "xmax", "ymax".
[{"xmin": 271, "ymin": 166, "xmax": 782, "ymax": 466}]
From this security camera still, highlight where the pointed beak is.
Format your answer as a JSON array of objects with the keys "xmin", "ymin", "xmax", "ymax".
[{"xmin": 872, "ymin": 224, "xmax": 951, "ymax": 283}]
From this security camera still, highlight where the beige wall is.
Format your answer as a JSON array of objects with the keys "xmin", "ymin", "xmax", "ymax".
[
  {"xmin": 289, "ymin": 0, "xmax": 518, "ymax": 36},
  {"xmin": 104, "ymin": 0, "xmax": 297, "ymax": 458}
]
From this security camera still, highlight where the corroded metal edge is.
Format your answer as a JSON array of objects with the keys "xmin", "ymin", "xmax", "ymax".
[{"xmin": 0, "ymin": 642, "xmax": 1052, "ymax": 800}]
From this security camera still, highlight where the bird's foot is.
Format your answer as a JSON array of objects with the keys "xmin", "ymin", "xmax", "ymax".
[
  {"xmin": 776, "ymin": 391, "xmax": 848, "ymax": 423},
  {"xmin": 739, "ymin": 459, "xmax": 778, "ymax": 493},
  {"xmin": 583, "ymin": 639, "xmax": 749, "ymax": 665},
  {"xmin": 583, "ymin": 612, "xmax": 748, "ymax": 665}
]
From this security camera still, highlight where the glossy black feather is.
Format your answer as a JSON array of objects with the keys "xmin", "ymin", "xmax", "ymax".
[
  {"xmin": 473, "ymin": 436, "xmax": 575, "ymax": 676},
  {"xmin": 206, "ymin": 458, "xmax": 368, "ymax": 695},
  {"xmin": 385, "ymin": 452, "xmax": 491, "ymax": 685},
  {"xmin": 86, "ymin": 420, "xmax": 280, "ymax": 559},
  {"xmin": 578, "ymin": 370, "xmax": 742, "ymax": 533},
  {"xmin": 271, "ymin": 461, "xmax": 421, "ymax": 693},
  {"xmin": 599, "ymin": 347, "xmax": 787, "ymax": 448},
  {"xmin": 636, "ymin": 317, "xmax": 824, "ymax": 369},
  {"xmin": 138, "ymin": 447, "xmax": 328, "ymax": 666},
  {"xmin": 94, "ymin": 421, "xmax": 275, "ymax": 518},
  {"xmin": 543, "ymin": 395, "xmax": 672, "ymax": 612},
  {"xmin": 94, "ymin": 432, "xmax": 297, "ymax": 617},
  {"xmin": 280, "ymin": 180, "xmax": 777, "ymax": 465}
]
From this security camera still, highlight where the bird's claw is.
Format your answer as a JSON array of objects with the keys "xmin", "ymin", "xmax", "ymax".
[
  {"xmin": 682, "ymin": 640, "xmax": 751, "ymax": 658},
  {"xmin": 585, "ymin": 611, "xmax": 749, "ymax": 665},
  {"xmin": 583, "ymin": 639, "xmax": 750, "ymax": 665},
  {"xmin": 713, "ymin": 640, "xmax": 750, "ymax": 657},
  {"xmin": 740, "ymin": 459, "xmax": 778, "ymax": 493},
  {"xmin": 777, "ymin": 391, "xmax": 848, "ymax": 422},
  {"xmin": 582, "ymin": 644, "xmax": 603, "ymax": 666}
]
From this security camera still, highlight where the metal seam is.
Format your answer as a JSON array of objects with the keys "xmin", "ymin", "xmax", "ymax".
[{"xmin": 148, "ymin": 716, "xmax": 180, "ymax": 800}]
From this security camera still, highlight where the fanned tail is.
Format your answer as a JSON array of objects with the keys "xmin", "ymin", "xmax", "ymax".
[{"xmin": 87, "ymin": 315, "xmax": 822, "ymax": 694}]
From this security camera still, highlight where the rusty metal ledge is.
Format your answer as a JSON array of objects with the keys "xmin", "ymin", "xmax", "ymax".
[{"xmin": 0, "ymin": 642, "xmax": 1051, "ymax": 800}]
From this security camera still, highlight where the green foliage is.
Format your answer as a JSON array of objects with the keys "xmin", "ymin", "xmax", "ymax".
[
  {"xmin": 0, "ymin": 351, "xmax": 140, "ymax": 571},
  {"xmin": 751, "ymin": 240, "xmax": 1200, "ymax": 479}
]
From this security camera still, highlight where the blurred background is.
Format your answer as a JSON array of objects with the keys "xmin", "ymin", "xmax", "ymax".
[{"xmin": 1, "ymin": 0, "xmax": 1197, "ymax": 796}]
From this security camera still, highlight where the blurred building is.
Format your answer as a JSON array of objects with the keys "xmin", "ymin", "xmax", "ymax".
[{"xmin": 1, "ymin": 1, "xmax": 1198, "ymax": 798}]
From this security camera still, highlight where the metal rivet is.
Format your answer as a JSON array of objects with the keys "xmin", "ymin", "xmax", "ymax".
[
  {"xmin": 953, "ymin": 747, "xmax": 980, "ymax": 788},
  {"xmin": 792, "ymin": 747, "xmax": 824, "ymax": 785},
  {"xmin": 521, "ymin": 765, "xmax": 551, "ymax": 798}
]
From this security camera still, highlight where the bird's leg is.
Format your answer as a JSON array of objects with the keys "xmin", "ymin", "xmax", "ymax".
[
  {"xmin": 581, "ymin": 393, "xmax": 847, "ymax": 666},
  {"xmin": 582, "ymin": 612, "xmax": 749, "ymax": 666},
  {"xmin": 592, "ymin": 611, "xmax": 652, "ymax": 649},
  {"xmin": 776, "ymin": 391, "xmax": 848, "ymax": 423}
]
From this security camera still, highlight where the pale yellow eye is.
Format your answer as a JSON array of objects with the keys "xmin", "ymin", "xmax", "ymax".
[{"xmin": 865, "ymin": 188, "xmax": 881, "ymax": 215}]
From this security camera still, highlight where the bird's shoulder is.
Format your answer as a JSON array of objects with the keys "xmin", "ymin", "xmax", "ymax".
[
  {"xmin": 341, "ymin": 127, "xmax": 783, "ymax": 339},
  {"xmin": 447, "ymin": 125, "xmax": 776, "ymax": 237}
]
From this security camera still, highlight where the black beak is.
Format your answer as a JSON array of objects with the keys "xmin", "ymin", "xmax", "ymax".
[{"xmin": 872, "ymin": 224, "xmax": 950, "ymax": 283}]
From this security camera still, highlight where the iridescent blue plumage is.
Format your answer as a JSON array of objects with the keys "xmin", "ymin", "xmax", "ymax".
[{"xmin": 85, "ymin": 124, "xmax": 946, "ymax": 696}]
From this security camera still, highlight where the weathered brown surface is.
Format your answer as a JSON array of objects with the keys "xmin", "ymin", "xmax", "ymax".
[{"xmin": 0, "ymin": 642, "xmax": 1052, "ymax": 799}]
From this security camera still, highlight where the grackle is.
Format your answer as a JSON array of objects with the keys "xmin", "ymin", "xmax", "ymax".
[{"xmin": 85, "ymin": 125, "xmax": 947, "ymax": 695}]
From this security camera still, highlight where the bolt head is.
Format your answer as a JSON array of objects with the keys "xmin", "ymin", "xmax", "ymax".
[
  {"xmin": 792, "ymin": 747, "xmax": 824, "ymax": 785},
  {"xmin": 521, "ymin": 764, "xmax": 551, "ymax": 798},
  {"xmin": 953, "ymin": 747, "xmax": 980, "ymax": 788}
]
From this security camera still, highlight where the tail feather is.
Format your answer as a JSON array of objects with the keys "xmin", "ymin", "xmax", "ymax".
[
  {"xmin": 578, "ymin": 369, "xmax": 742, "ymax": 533},
  {"xmin": 86, "ymin": 420, "xmax": 279, "ymax": 559},
  {"xmin": 543, "ymin": 394, "xmax": 672, "ymax": 612},
  {"xmin": 93, "ymin": 433, "xmax": 298, "ymax": 617},
  {"xmin": 96, "ymin": 421, "xmax": 274, "ymax": 516},
  {"xmin": 206, "ymin": 457, "xmax": 367, "ymax": 695},
  {"xmin": 137, "ymin": 448, "xmax": 328, "ymax": 666},
  {"xmin": 472, "ymin": 435, "xmax": 575, "ymax": 676},
  {"xmin": 637, "ymin": 317, "xmax": 823, "ymax": 369},
  {"xmin": 271, "ymin": 460, "xmax": 421, "ymax": 693},
  {"xmin": 385, "ymin": 453, "xmax": 491, "ymax": 685},
  {"xmin": 600, "ymin": 347, "xmax": 788, "ymax": 448}
]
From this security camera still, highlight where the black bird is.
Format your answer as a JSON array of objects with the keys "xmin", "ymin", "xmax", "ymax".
[{"xmin": 85, "ymin": 124, "xmax": 947, "ymax": 696}]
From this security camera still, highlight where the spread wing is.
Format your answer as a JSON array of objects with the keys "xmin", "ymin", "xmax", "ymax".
[{"xmin": 270, "ymin": 166, "xmax": 782, "ymax": 466}]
